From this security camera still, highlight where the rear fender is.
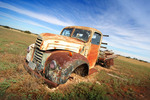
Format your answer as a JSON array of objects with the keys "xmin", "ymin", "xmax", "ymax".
[{"xmin": 44, "ymin": 50, "xmax": 89, "ymax": 84}]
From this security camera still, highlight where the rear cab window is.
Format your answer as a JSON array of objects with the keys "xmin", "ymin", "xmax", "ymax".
[{"xmin": 91, "ymin": 32, "xmax": 101, "ymax": 45}]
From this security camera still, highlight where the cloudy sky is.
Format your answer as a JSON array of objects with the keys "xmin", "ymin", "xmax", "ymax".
[{"xmin": 0, "ymin": 0, "xmax": 150, "ymax": 62}]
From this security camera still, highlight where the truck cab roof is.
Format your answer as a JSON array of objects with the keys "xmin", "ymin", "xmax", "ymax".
[{"xmin": 63, "ymin": 26, "xmax": 102, "ymax": 34}]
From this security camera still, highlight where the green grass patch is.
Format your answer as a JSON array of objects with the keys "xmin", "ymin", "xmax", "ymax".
[
  {"xmin": 49, "ymin": 82, "xmax": 109, "ymax": 100},
  {"xmin": 0, "ymin": 80, "xmax": 11, "ymax": 97},
  {"xmin": 115, "ymin": 59, "xmax": 150, "ymax": 75},
  {"xmin": 0, "ymin": 27, "xmax": 150, "ymax": 99},
  {"xmin": 115, "ymin": 59, "xmax": 150, "ymax": 86},
  {"xmin": 0, "ymin": 27, "xmax": 36, "ymax": 55},
  {"xmin": 0, "ymin": 60, "xmax": 17, "ymax": 70},
  {"xmin": 96, "ymin": 70, "xmax": 139, "ymax": 98}
]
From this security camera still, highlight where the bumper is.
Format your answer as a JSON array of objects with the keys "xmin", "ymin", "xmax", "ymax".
[{"xmin": 24, "ymin": 59, "xmax": 58, "ymax": 87}]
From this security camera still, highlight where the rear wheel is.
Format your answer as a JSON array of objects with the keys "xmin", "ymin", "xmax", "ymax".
[
  {"xmin": 104, "ymin": 61, "xmax": 110, "ymax": 68},
  {"xmin": 104, "ymin": 59, "xmax": 114, "ymax": 68}
]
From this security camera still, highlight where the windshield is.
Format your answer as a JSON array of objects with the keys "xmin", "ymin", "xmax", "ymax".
[
  {"xmin": 61, "ymin": 28, "xmax": 73, "ymax": 37},
  {"xmin": 72, "ymin": 29, "xmax": 91, "ymax": 42}
]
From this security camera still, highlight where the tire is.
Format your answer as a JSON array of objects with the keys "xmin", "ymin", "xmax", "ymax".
[{"xmin": 73, "ymin": 64, "xmax": 88, "ymax": 77}]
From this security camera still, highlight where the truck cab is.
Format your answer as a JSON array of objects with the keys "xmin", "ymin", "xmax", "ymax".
[{"xmin": 25, "ymin": 26, "xmax": 103, "ymax": 86}]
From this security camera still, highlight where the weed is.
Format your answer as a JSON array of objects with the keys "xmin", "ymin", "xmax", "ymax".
[
  {"xmin": 0, "ymin": 27, "xmax": 150, "ymax": 99},
  {"xmin": 96, "ymin": 70, "xmax": 111, "ymax": 83},
  {"xmin": 21, "ymin": 93, "xmax": 27, "ymax": 100},
  {"xmin": 0, "ymin": 60, "xmax": 17, "ymax": 70},
  {"xmin": 27, "ymin": 94, "xmax": 33, "ymax": 100},
  {"xmin": 6, "ymin": 93, "xmax": 17, "ymax": 100},
  {"xmin": 0, "ymin": 80, "xmax": 10, "ymax": 97},
  {"xmin": 71, "ymin": 82, "xmax": 109, "ymax": 100},
  {"xmin": 8, "ymin": 79, "xmax": 18, "ymax": 83},
  {"xmin": 49, "ymin": 92, "xmax": 64, "ymax": 100},
  {"xmin": 48, "ymin": 82, "xmax": 109, "ymax": 100}
]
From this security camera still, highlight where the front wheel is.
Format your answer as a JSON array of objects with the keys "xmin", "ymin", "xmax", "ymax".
[{"xmin": 73, "ymin": 64, "xmax": 88, "ymax": 77}]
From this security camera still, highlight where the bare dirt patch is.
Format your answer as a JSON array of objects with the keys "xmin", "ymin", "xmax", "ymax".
[
  {"xmin": 1, "ymin": 56, "xmax": 150, "ymax": 99},
  {"xmin": 0, "ymin": 77, "xmax": 5, "ymax": 83}
]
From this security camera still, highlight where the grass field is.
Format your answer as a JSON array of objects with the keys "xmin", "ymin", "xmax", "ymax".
[{"xmin": 0, "ymin": 27, "xmax": 150, "ymax": 100}]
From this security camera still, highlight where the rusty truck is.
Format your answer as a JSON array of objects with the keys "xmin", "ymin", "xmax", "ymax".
[{"xmin": 24, "ymin": 26, "xmax": 116, "ymax": 87}]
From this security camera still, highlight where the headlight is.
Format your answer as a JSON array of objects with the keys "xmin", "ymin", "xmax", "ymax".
[
  {"xmin": 49, "ymin": 60, "xmax": 57, "ymax": 70},
  {"xmin": 27, "ymin": 47, "xmax": 30, "ymax": 53},
  {"xmin": 27, "ymin": 44, "xmax": 35, "ymax": 53}
]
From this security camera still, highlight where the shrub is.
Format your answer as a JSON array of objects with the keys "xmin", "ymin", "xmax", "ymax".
[
  {"xmin": 24, "ymin": 31, "xmax": 31, "ymax": 34},
  {"xmin": 126, "ymin": 56, "xmax": 131, "ymax": 58},
  {"xmin": 3, "ymin": 26, "xmax": 10, "ymax": 29}
]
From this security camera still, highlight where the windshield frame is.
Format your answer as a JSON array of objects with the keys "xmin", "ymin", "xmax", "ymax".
[
  {"xmin": 60, "ymin": 28, "xmax": 92, "ymax": 43},
  {"xmin": 60, "ymin": 28, "xmax": 74, "ymax": 37},
  {"xmin": 71, "ymin": 28, "xmax": 92, "ymax": 42}
]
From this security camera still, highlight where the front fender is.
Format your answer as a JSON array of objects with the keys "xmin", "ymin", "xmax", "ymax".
[{"xmin": 44, "ymin": 50, "xmax": 89, "ymax": 84}]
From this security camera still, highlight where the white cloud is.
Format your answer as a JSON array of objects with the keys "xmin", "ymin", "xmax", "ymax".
[
  {"xmin": 0, "ymin": 0, "xmax": 149, "ymax": 62},
  {"xmin": 0, "ymin": 1, "xmax": 74, "ymax": 26},
  {"xmin": 117, "ymin": 0, "xmax": 150, "ymax": 28},
  {"xmin": 0, "ymin": 11, "xmax": 59, "ymax": 33},
  {"xmin": 83, "ymin": 0, "xmax": 150, "ymax": 61}
]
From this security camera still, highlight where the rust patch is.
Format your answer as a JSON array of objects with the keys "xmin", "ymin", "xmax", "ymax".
[
  {"xmin": 106, "ymin": 59, "xmax": 114, "ymax": 67},
  {"xmin": 44, "ymin": 50, "xmax": 89, "ymax": 84},
  {"xmin": 25, "ymin": 26, "xmax": 105, "ymax": 85},
  {"xmin": 41, "ymin": 33, "xmax": 84, "ymax": 45},
  {"xmin": 24, "ymin": 60, "xmax": 58, "ymax": 87},
  {"xmin": 64, "ymin": 26, "xmax": 102, "ymax": 34},
  {"xmin": 45, "ymin": 50, "xmax": 88, "ymax": 68},
  {"xmin": 87, "ymin": 44, "xmax": 99, "ymax": 68},
  {"xmin": 89, "ymin": 68, "xmax": 98, "ymax": 75},
  {"xmin": 54, "ymin": 41, "xmax": 59, "ymax": 43},
  {"xmin": 42, "ymin": 33, "xmax": 56, "ymax": 36}
]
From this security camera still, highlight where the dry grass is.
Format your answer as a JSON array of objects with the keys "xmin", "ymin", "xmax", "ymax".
[
  {"xmin": 118, "ymin": 56, "xmax": 150, "ymax": 68},
  {"xmin": 0, "ymin": 27, "xmax": 150, "ymax": 99}
]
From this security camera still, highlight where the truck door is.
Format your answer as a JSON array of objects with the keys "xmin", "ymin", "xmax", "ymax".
[{"xmin": 87, "ymin": 32, "xmax": 101, "ymax": 68}]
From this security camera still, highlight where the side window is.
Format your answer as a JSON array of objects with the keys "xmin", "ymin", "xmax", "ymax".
[
  {"xmin": 91, "ymin": 32, "xmax": 101, "ymax": 45},
  {"xmin": 61, "ymin": 28, "xmax": 73, "ymax": 37}
]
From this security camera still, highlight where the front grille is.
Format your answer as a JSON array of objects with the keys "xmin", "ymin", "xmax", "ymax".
[
  {"xmin": 33, "ymin": 48, "xmax": 44, "ymax": 64},
  {"xmin": 35, "ymin": 38, "xmax": 42, "ymax": 48}
]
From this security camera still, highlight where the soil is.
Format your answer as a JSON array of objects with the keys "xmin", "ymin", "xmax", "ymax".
[{"xmin": 1, "ymin": 54, "xmax": 150, "ymax": 99}]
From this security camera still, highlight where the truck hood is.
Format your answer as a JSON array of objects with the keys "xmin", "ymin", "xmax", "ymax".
[{"xmin": 38, "ymin": 33, "xmax": 84, "ymax": 53}]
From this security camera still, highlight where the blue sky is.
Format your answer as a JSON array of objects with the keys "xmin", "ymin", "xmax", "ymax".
[{"xmin": 0, "ymin": 0, "xmax": 150, "ymax": 62}]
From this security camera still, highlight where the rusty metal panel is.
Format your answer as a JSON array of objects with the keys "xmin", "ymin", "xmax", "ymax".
[
  {"xmin": 39, "ymin": 33, "xmax": 84, "ymax": 53},
  {"xmin": 24, "ymin": 60, "xmax": 58, "ymax": 87},
  {"xmin": 45, "ymin": 50, "xmax": 88, "ymax": 69},
  {"xmin": 87, "ymin": 44, "xmax": 99, "ymax": 68},
  {"xmin": 63, "ymin": 26, "xmax": 102, "ymax": 34},
  {"xmin": 25, "ymin": 26, "xmax": 106, "ymax": 85},
  {"xmin": 44, "ymin": 50, "xmax": 89, "ymax": 84}
]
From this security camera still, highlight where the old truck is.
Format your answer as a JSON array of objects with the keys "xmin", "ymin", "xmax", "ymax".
[
  {"xmin": 97, "ymin": 50, "xmax": 117, "ymax": 68},
  {"xmin": 24, "ymin": 26, "xmax": 115, "ymax": 87}
]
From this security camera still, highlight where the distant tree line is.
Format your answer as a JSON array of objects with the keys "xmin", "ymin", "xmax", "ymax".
[
  {"xmin": 122, "ymin": 55, "xmax": 149, "ymax": 63},
  {"xmin": 24, "ymin": 30, "xmax": 31, "ymax": 34},
  {"xmin": 0, "ymin": 25, "xmax": 38, "ymax": 35},
  {"xmin": 2, "ymin": 25, "xmax": 10, "ymax": 29}
]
